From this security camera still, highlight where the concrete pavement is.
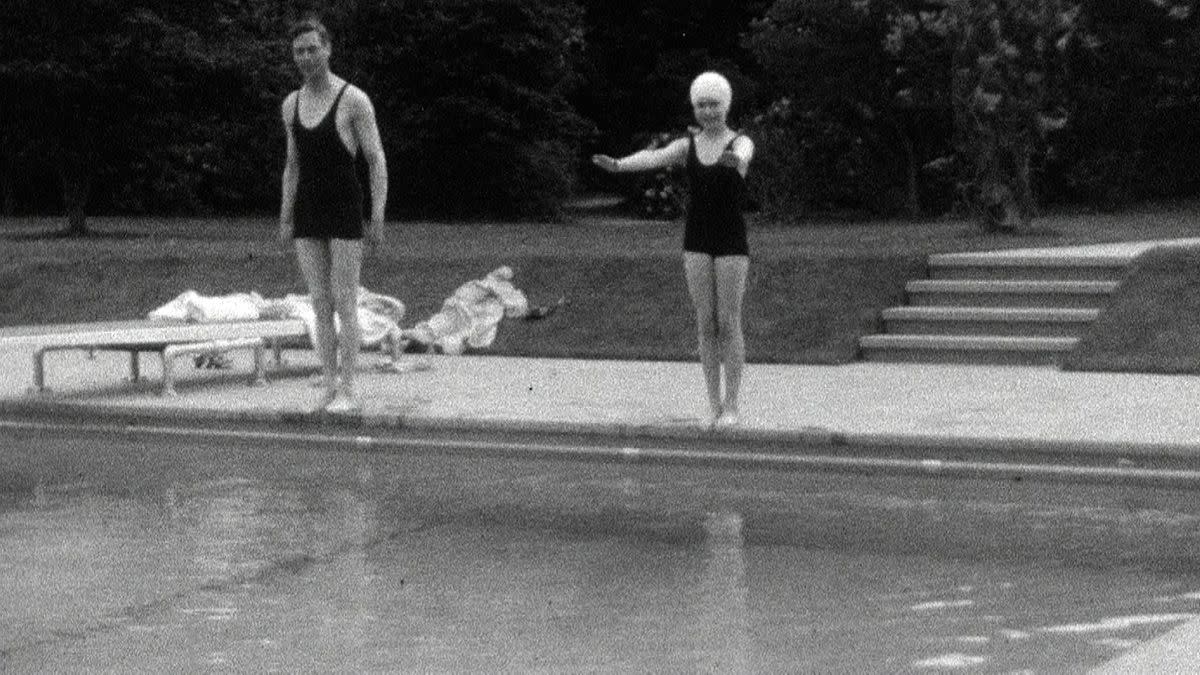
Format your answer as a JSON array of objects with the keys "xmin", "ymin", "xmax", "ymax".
[
  {"xmin": 933, "ymin": 237, "xmax": 1200, "ymax": 263},
  {"xmin": 3, "ymin": 340, "xmax": 1200, "ymax": 459}
]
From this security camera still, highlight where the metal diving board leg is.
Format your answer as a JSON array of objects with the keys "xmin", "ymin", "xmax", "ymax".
[{"xmin": 161, "ymin": 338, "xmax": 268, "ymax": 396}]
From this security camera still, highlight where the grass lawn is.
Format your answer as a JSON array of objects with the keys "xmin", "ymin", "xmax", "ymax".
[
  {"xmin": 3, "ymin": 201, "xmax": 1200, "ymax": 365},
  {"xmin": 1063, "ymin": 243, "xmax": 1200, "ymax": 374}
]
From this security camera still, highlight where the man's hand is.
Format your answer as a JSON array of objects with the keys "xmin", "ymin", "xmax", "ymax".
[{"xmin": 591, "ymin": 154, "xmax": 619, "ymax": 173}]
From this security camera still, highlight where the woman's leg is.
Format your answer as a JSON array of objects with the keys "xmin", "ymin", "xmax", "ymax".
[
  {"xmin": 684, "ymin": 252, "xmax": 722, "ymax": 422},
  {"xmin": 328, "ymin": 238, "xmax": 364, "ymax": 411},
  {"xmin": 293, "ymin": 238, "xmax": 337, "ymax": 405},
  {"xmin": 714, "ymin": 255, "xmax": 749, "ymax": 422}
]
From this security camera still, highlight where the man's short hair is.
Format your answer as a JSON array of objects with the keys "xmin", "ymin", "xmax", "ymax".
[{"xmin": 290, "ymin": 17, "xmax": 331, "ymax": 45}]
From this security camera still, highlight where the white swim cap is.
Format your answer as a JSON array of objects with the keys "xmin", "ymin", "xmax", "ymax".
[{"xmin": 689, "ymin": 71, "xmax": 732, "ymax": 108}]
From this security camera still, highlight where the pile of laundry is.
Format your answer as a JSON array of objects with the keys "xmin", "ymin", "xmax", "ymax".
[{"xmin": 147, "ymin": 266, "xmax": 556, "ymax": 356}]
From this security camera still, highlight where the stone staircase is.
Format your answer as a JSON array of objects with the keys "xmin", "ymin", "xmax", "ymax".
[{"xmin": 859, "ymin": 250, "xmax": 1129, "ymax": 365}]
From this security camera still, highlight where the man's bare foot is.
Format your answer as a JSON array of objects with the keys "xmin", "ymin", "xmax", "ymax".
[
  {"xmin": 325, "ymin": 391, "xmax": 361, "ymax": 415},
  {"xmin": 706, "ymin": 403, "xmax": 723, "ymax": 428}
]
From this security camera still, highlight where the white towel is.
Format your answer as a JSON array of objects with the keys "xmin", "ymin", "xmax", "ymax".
[
  {"xmin": 148, "ymin": 288, "xmax": 407, "ymax": 350},
  {"xmin": 147, "ymin": 290, "xmax": 264, "ymax": 322}
]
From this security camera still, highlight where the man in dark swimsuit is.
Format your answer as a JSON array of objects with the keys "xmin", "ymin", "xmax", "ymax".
[{"xmin": 279, "ymin": 18, "xmax": 388, "ymax": 414}]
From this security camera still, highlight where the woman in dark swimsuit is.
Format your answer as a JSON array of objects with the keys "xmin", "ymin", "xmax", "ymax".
[
  {"xmin": 279, "ymin": 18, "xmax": 388, "ymax": 414},
  {"xmin": 592, "ymin": 71, "xmax": 755, "ymax": 428}
]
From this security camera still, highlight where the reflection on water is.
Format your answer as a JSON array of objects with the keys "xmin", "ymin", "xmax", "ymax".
[
  {"xmin": 695, "ymin": 511, "xmax": 750, "ymax": 674},
  {"xmin": 4, "ymin": 431, "xmax": 1200, "ymax": 672}
]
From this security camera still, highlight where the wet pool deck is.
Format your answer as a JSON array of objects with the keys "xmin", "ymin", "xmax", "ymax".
[{"xmin": 5, "ymin": 239, "xmax": 1200, "ymax": 670}]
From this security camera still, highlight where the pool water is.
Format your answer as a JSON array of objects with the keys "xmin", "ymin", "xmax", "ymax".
[{"xmin": 3, "ymin": 427, "xmax": 1200, "ymax": 672}]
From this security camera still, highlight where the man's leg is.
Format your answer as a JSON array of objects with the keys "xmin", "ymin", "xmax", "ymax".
[
  {"xmin": 293, "ymin": 238, "xmax": 337, "ymax": 407},
  {"xmin": 327, "ymin": 238, "xmax": 364, "ymax": 411}
]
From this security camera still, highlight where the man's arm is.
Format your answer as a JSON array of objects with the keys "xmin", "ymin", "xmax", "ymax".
[
  {"xmin": 279, "ymin": 93, "xmax": 299, "ymax": 243},
  {"xmin": 351, "ymin": 88, "xmax": 388, "ymax": 240}
]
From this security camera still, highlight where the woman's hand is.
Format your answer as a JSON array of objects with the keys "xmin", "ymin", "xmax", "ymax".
[
  {"xmin": 278, "ymin": 220, "xmax": 293, "ymax": 246},
  {"xmin": 717, "ymin": 150, "xmax": 740, "ymax": 169},
  {"xmin": 591, "ymin": 154, "xmax": 619, "ymax": 173},
  {"xmin": 365, "ymin": 219, "xmax": 385, "ymax": 253}
]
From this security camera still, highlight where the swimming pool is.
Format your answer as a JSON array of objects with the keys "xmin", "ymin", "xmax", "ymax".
[{"xmin": 2, "ymin": 422, "xmax": 1199, "ymax": 672}]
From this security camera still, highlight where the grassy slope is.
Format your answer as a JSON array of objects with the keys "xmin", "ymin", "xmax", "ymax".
[
  {"xmin": 3, "ymin": 204, "xmax": 1199, "ymax": 365},
  {"xmin": 1063, "ymin": 244, "xmax": 1200, "ymax": 374}
]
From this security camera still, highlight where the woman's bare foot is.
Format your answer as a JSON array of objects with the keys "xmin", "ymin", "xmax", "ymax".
[
  {"xmin": 715, "ymin": 410, "xmax": 740, "ymax": 428},
  {"xmin": 315, "ymin": 388, "xmax": 337, "ymax": 413}
]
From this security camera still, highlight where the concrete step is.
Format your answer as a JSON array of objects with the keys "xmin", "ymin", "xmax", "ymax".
[
  {"xmin": 926, "ymin": 257, "xmax": 1123, "ymax": 278},
  {"xmin": 929, "ymin": 253, "xmax": 1128, "ymax": 282},
  {"xmin": 880, "ymin": 306, "xmax": 1101, "ymax": 337},
  {"xmin": 907, "ymin": 280, "xmax": 1120, "ymax": 309},
  {"xmin": 858, "ymin": 334, "xmax": 1078, "ymax": 366}
]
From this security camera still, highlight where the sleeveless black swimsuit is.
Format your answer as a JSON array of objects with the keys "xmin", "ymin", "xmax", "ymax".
[
  {"xmin": 292, "ymin": 83, "xmax": 364, "ymax": 240},
  {"xmin": 684, "ymin": 133, "xmax": 749, "ymax": 257}
]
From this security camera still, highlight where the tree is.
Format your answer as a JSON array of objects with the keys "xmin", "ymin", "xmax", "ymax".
[
  {"xmin": 1049, "ymin": 0, "xmax": 1200, "ymax": 206},
  {"xmin": 746, "ymin": 0, "xmax": 1083, "ymax": 228},
  {"xmin": 113, "ymin": 1, "xmax": 291, "ymax": 216},
  {"xmin": 0, "ymin": 0, "xmax": 288, "ymax": 233},
  {"xmin": 942, "ymin": 0, "xmax": 1078, "ymax": 231},
  {"xmin": 746, "ymin": 0, "xmax": 955, "ymax": 217},
  {"xmin": 575, "ymin": 0, "xmax": 771, "ymax": 152},
  {"xmin": 319, "ymin": 0, "xmax": 593, "ymax": 219}
]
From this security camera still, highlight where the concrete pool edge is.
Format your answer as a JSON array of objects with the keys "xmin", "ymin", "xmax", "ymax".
[{"xmin": 4, "ymin": 395, "xmax": 1200, "ymax": 472}]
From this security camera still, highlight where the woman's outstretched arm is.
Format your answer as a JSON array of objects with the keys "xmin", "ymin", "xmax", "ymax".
[{"xmin": 592, "ymin": 137, "xmax": 689, "ymax": 174}]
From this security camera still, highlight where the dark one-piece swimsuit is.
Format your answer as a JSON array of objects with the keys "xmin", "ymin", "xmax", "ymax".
[
  {"xmin": 292, "ymin": 83, "xmax": 364, "ymax": 240},
  {"xmin": 683, "ymin": 133, "xmax": 749, "ymax": 257}
]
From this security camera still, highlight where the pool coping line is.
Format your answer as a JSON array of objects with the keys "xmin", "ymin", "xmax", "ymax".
[{"xmin": 4, "ymin": 395, "xmax": 1200, "ymax": 467}]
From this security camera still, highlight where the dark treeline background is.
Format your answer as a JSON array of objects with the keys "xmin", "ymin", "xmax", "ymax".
[{"xmin": 1, "ymin": 0, "xmax": 1198, "ymax": 231}]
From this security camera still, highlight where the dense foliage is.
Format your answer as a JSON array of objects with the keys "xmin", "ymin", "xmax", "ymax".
[
  {"xmin": 0, "ymin": 0, "xmax": 286, "ymax": 233},
  {"xmin": 745, "ymin": 0, "xmax": 1200, "ymax": 227},
  {"xmin": 745, "ymin": 0, "xmax": 957, "ymax": 218},
  {"xmin": 2, "ymin": 0, "xmax": 1199, "ymax": 231},
  {"xmin": 337, "ymin": 0, "xmax": 592, "ymax": 219}
]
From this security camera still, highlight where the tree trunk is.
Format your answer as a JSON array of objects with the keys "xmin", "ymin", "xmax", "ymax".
[
  {"xmin": 980, "ymin": 141, "xmax": 1019, "ymax": 233},
  {"xmin": 902, "ymin": 134, "xmax": 920, "ymax": 219},
  {"xmin": 1014, "ymin": 146, "xmax": 1036, "ymax": 232},
  {"xmin": 60, "ymin": 162, "xmax": 91, "ymax": 237}
]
